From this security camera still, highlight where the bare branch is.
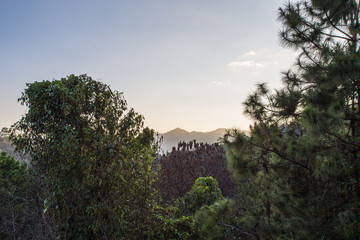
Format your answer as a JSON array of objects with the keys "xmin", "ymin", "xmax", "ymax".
[{"xmin": 216, "ymin": 222, "xmax": 255, "ymax": 237}]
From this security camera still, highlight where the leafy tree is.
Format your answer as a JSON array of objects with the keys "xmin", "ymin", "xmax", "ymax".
[
  {"xmin": 193, "ymin": 199, "xmax": 255, "ymax": 240},
  {"xmin": 148, "ymin": 177, "xmax": 223, "ymax": 240},
  {"xmin": 170, "ymin": 176, "xmax": 223, "ymax": 239},
  {"xmin": 174, "ymin": 176, "xmax": 223, "ymax": 217},
  {"xmin": 219, "ymin": 0, "xmax": 360, "ymax": 239},
  {"xmin": 147, "ymin": 209, "xmax": 196, "ymax": 240},
  {"xmin": 10, "ymin": 74, "xmax": 158, "ymax": 239}
]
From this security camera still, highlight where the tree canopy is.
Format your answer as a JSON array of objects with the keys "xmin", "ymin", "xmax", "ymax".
[
  {"xmin": 10, "ymin": 74, "xmax": 158, "ymax": 239},
  {"xmin": 216, "ymin": 0, "xmax": 360, "ymax": 239},
  {"xmin": 158, "ymin": 141, "xmax": 235, "ymax": 204}
]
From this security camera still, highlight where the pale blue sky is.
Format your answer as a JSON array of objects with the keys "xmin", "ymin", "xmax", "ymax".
[{"xmin": 0, "ymin": 0, "xmax": 296, "ymax": 132}]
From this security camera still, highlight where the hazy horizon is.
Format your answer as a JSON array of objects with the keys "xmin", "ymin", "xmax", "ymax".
[
  {"xmin": 0, "ymin": 0, "xmax": 296, "ymax": 133},
  {"xmin": 161, "ymin": 127, "xmax": 227, "ymax": 134}
]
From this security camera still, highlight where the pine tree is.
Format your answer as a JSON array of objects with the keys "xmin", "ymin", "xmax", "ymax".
[{"xmin": 222, "ymin": 0, "xmax": 360, "ymax": 239}]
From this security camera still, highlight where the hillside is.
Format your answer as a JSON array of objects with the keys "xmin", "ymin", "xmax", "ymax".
[{"xmin": 160, "ymin": 128, "xmax": 227, "ymax": 152}]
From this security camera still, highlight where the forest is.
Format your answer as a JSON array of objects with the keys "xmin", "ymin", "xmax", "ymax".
[{"xmin": 1, "ymin": 0, "xmax": 360, "ymax": 239}]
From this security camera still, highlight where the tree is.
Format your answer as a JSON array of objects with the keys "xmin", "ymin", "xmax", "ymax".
[
  {"xmin": 173, "ymin": 176, "xmax": 223, "ymax": 239},
  {"xmin": 221, "ymin": 0, "xmax": 360, "ymax": 239},
  {"xmin": 158, "ymin": 141, "xmax": 236, "ymax": 204},
  {"xmin": 10, "ymin": 74, "xmax": 158, "ymax": 239},
  {"xmin": 0, "ymin": 151, "xmax": 28, "ymax": 239},
  {"xmin": 0, "ymin": 151, "xmax": 54, "ymax": 239},
  {"xmin": 148, "ymin": 177, "xmax": 224, "ymax": 240},
  {"xmin": 174, "ymin": 176, "xmax": 223, "ymax": 217},
  {"xmin": 193, "ymin": 199, "xmax": 252, "ymax": 240}
]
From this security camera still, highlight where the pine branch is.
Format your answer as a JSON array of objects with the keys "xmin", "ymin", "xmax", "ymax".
[
  {"xmin": 324, "ymin": 10, "xmax": 354, "ymax": 41},
  {"xmin": 326, "ymin": 131, "xmax": 360, "ymax": 149},
  {"xmin": 298, "ymin": 15, "xmax": 352, "ymax": 41},
  {"xmin": 300, "ymin": 47, "xmax": 327, "ymax": 71},
  {"xmin": 249, "ymin": 140, "xmax": 312, "ymax": 172},
  {"xmin": 319, "ymin": 31, "xmax": 352, "ymax": 41}
]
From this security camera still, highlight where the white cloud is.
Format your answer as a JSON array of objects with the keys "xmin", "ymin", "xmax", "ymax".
[
  {"xmin": 242, "ymin": 50, "xmax": 255, "ymax": 57},
  {"xmin": 228, "ymin": 61, "xmax": 264, "ymax": 68},
  {"xmin": 211, "ymin": 80, "xmax": 232, "ymax": 86}
]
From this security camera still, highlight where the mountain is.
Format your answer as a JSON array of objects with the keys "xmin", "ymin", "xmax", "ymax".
[{"xmin": 159, "ymin": 128, "xmax": 227, "ymax": 152}]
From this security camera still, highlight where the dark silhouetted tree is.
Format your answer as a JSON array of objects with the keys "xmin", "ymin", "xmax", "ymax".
[{"xmin": 158, "ymin": 141, "xmax": 236, "ymax": 204}]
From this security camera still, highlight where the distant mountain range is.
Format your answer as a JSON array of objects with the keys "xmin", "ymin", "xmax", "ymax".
[
  {"xmin": 159, "ymin": 128, "xmax": 228, "ymax": 152},
  {"xmin": 1, "ymin": 127, "xmax": 237, "ymax": 159}
]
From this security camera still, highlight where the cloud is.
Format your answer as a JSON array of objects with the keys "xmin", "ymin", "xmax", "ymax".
[
  {"xmin": 242, "ymin": 50, "xmax": 255, "ymax": 57},
  {"xmin": 211, "ymin": 80, "xmax": 232, "ymax": 86},
  {"xmin": 228, "ymin": 61, "xmax": 264, "ymax": 68}
]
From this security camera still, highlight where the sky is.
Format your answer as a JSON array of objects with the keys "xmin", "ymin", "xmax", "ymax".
[{"xmin": 0, "ymin": 0, "xmax": 297, "ymax": 133}]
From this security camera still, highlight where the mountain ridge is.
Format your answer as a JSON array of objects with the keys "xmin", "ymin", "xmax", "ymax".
[{"xmin": 159, "ymin": 128, "xmax": 228, "ymax": 152}]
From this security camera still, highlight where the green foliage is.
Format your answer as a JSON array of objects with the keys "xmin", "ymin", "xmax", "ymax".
[
  {"xmin": 0, "ymin": 151, "xmax": 26, "ymax": 191},
  {"xmin": 10, "ymin": 74, "xmax": 158, "ymax": 239},
  {"xmin": 193, "ymin": 199, "xmax": 251, "ymax": 240},
  {"xmin": 174, "ymin": 176, "xmax": 223, "ymax": 217},
  {"xmin": 145, "ymin": 205, "xmax": 196, "ymax": 240},
  {"xmin": 146, "ymin": 177, "xmax": 223, "ymax": 240},
  {"xmin": 221, "ymin": 0, "xmax": 360, "ymax": 239},
  {"xmin": 0, "ymin": 151, "xmax": 53, "ymax": 239},
  {"xmin": 0, "ymin": 151, "xmax": 27, "ymax": 239}
]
